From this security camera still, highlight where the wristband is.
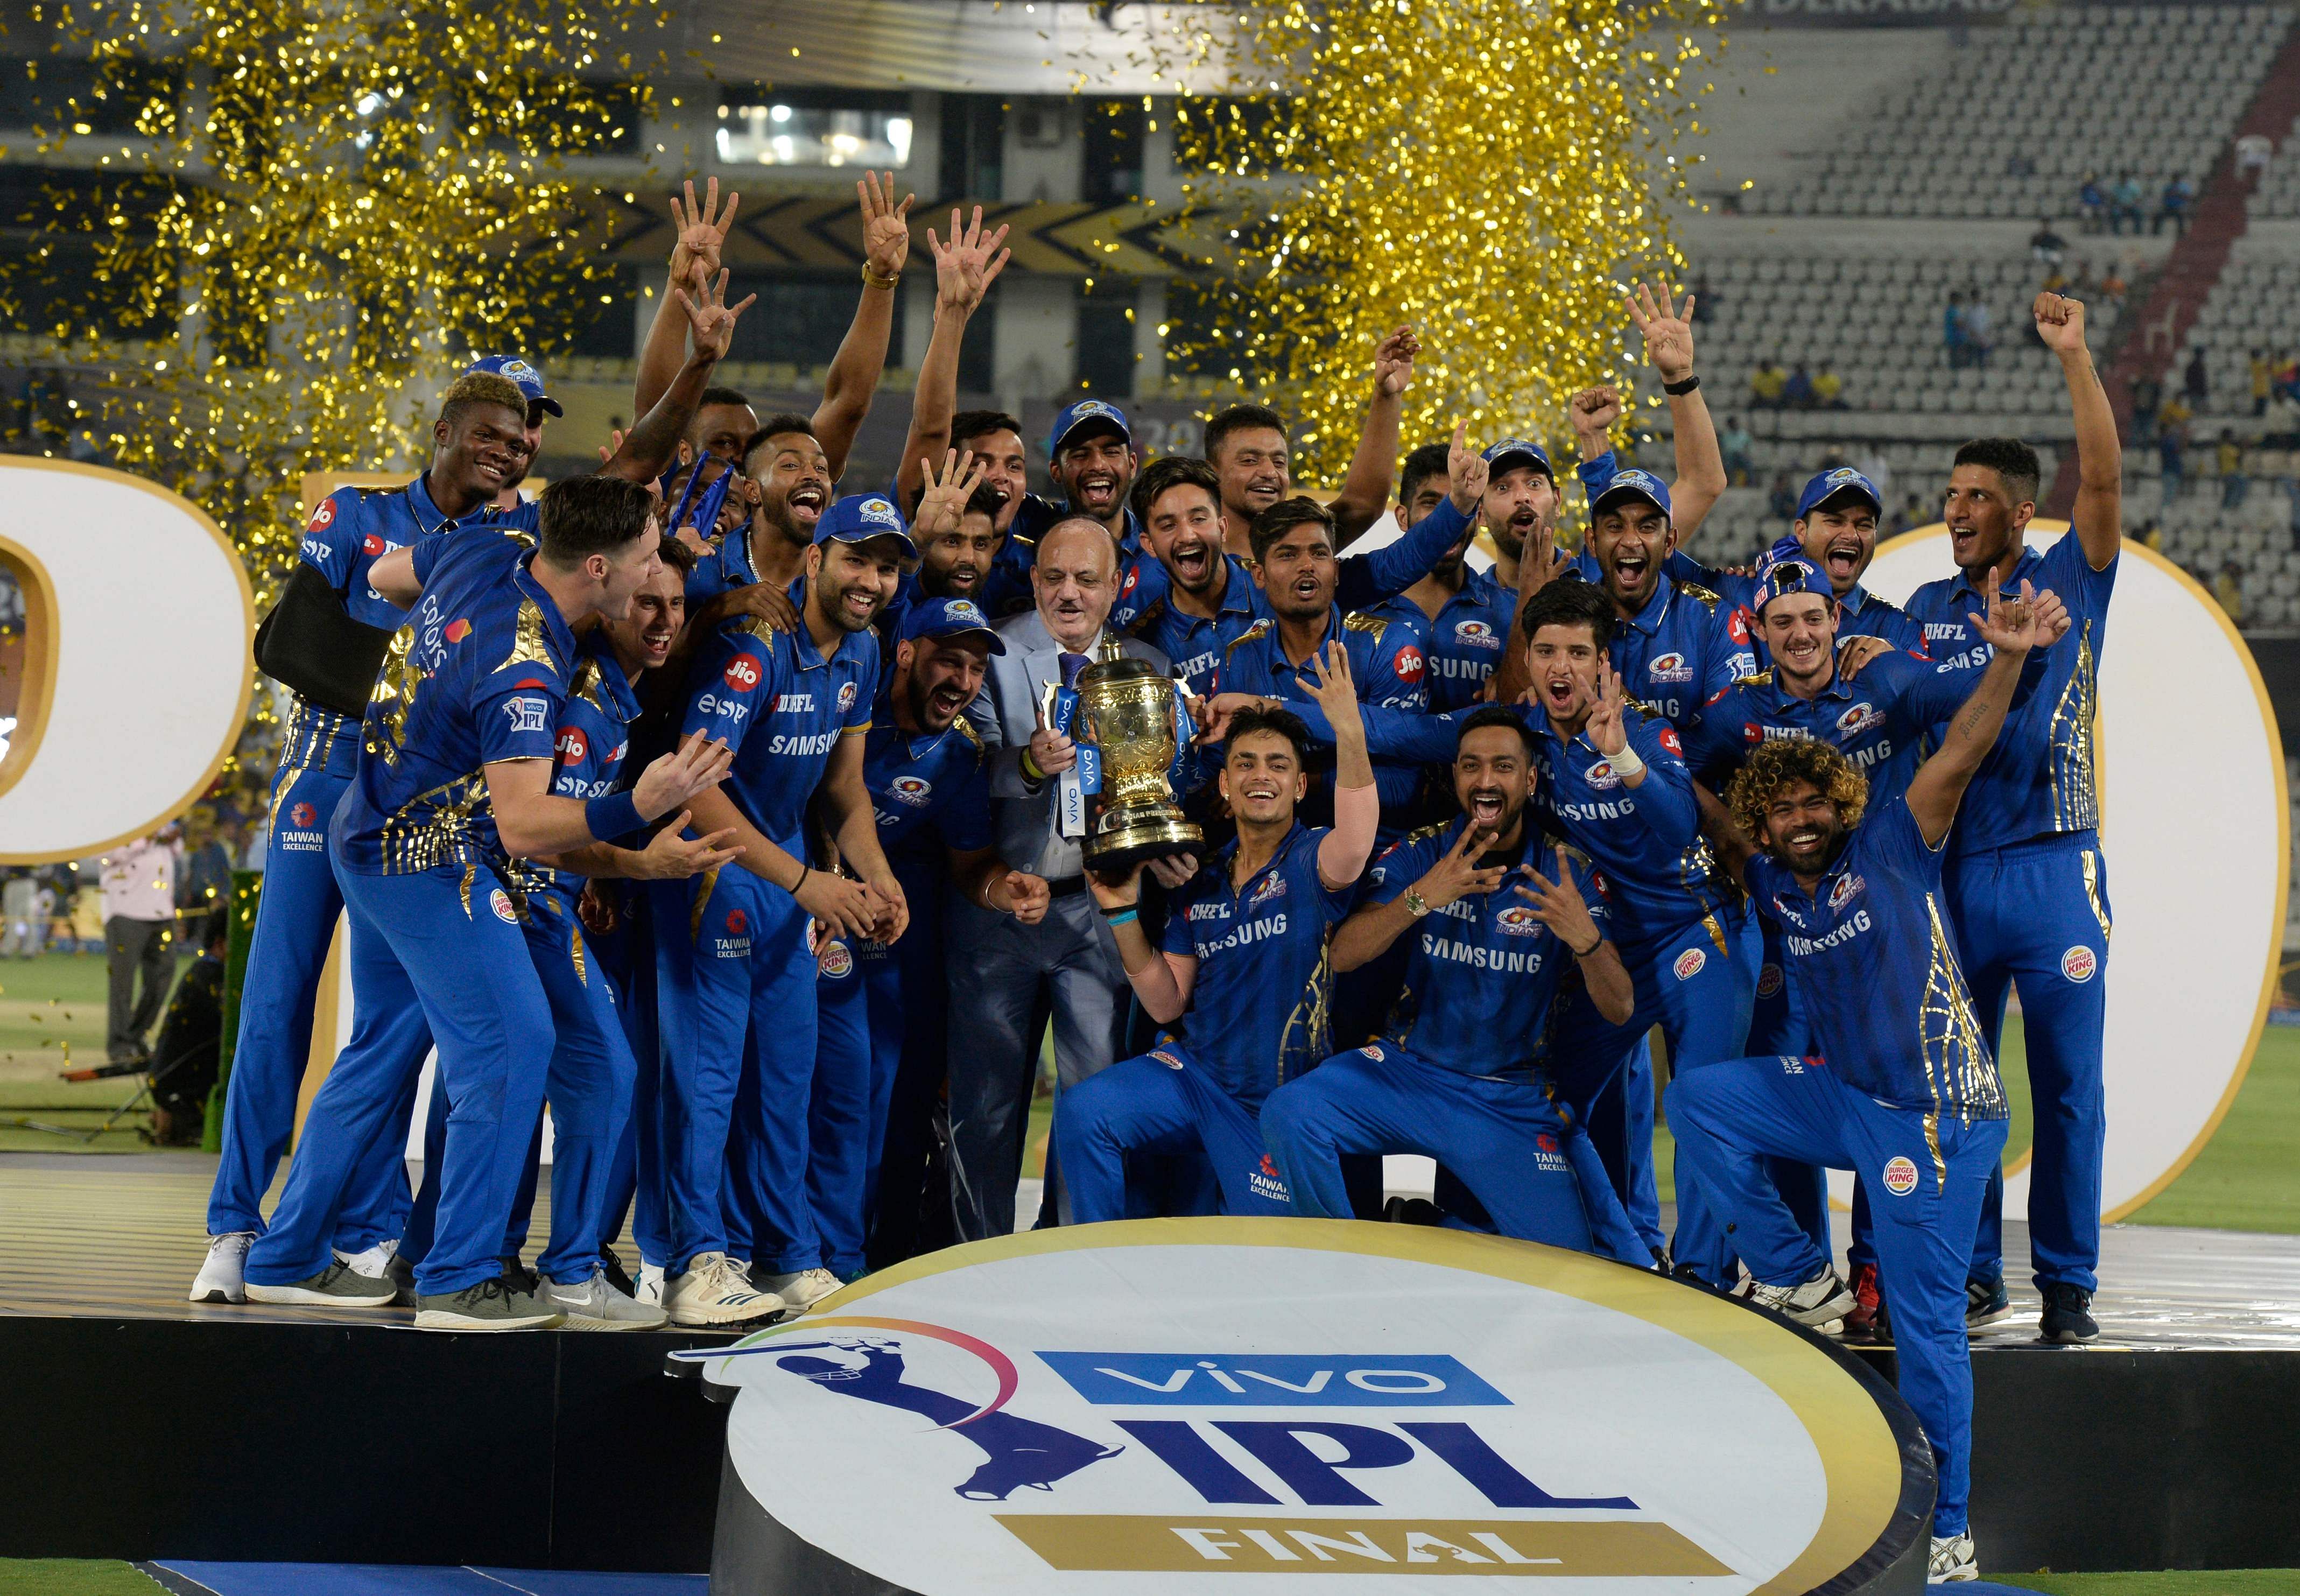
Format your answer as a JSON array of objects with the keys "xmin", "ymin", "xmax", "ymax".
[
  {"xmin": 1020, "ymin": 748, "xmax": 1046, "ymax": 784},
  {"xmin": 1569, "ymin": 933, "xmax": 1602, "ymax": 958},
  {"xmin": 792, "ymin": 864, "xmax": 811, "ymax": 897},
  {"xmin": 1102, "ymin": 907, "xmax": 1139, "ymax": 927},
  {"xmin": 1606, "ymin": 741, "xmax": 1646, "ymax": 779},
  {"xmin": 583, "ymin": 791, "xmax": 643, "ymax": 844},
  {"xmin": 1663, "ymin": 374, "xmax": 1700, "ymax": 396},
  {"xmin": 862, "ymin": 263, "xmax": 900, "ymax": 290}
]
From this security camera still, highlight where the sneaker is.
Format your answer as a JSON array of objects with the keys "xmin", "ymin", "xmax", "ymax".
[
  {"xmin": 1965, "ymin": 1275, "xmax": 2012, "ymax": 1330},
  {"xmin": 386, "ymin": 1252, "xmax": 418, "ymax": 1307},
  {"xmin": 636, "ymin": 1260, "xmax": 666, "ymax": 1309},
  {"xmin": 1926, "ymin": 1530, "xmax": 1978, "ymax": 1582},
  {"xmin": 599, "ymin": 1245, "xmax": 637, "ymax": 1298},
  {"xmin": 1840, "ymin": 1262, "xmax": 1884, "ymax": 1343},
  {"xmin": 333, "ymin": 1239, "xmax": 398, "ymax": 1277},
  {"xmin": 1382, "ymin": 1197, "xmax": 1444, "ymax": 1226},
  {"xmin": 414, "ymin": 1274, "xmax": 565, "ymax": 1332},
  {"xmin": 2039, "ymin": 1282, "xmax": 2100, "ymax": 1344},
  {"xmin": 544, "ymin": 1267, "xmax": 669, "ymax": 1332},
  {"xmin": 500, "ymin": 1254, "xmax": 541, "ymax": 1297},
  {"xmin": 189, "ymin": 1231, "xmax": 254, "ymax": 1304},
  {"xmin": 756, "ymin": 1266, "xmax": 842, "ymax": 1313},
  {"xmin": 665, "ymin": 1252, "xmax": 785, "ymax": 1327},
  {"xmin": 1745, "ymin": 1266, "xmax": 1856, "ymax": 1331},
  {"xmin": 244, "ymin": 1259, "xmax": 397, "ymax": 1308}
]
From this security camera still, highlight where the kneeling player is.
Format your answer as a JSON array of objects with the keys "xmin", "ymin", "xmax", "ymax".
[
  {"xmin": 1053, "ymin": 647, "xmax": 1376, "ymax": 1221},
  {"xmin": 1261, "ymin": 708, "xmax": 1644, "ymax": 1261},
  {"xmin": 1664, "ymin": 571, "xmax": 2045, "ymax": 1583}
]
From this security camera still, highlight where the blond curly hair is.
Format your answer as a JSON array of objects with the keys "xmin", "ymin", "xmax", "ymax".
[{"xmin": 1727, "ymin": 737, "xmax": 1869, "ymax": 843}]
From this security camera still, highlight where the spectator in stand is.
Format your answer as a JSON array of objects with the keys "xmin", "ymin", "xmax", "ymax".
[
  {"xmin": 2029, "ymin": 217, "xmax": 2068, "ymax": 264},
  {"xmin": 2238, "ymin": 132, "xmax": 2273, "ymax": 186},
  {"xmin": 1784, "ymin": 362, "xmax": 1816, "ymax": 410},
  {"xmin": 1812, "ymin": 363, "xmax": 1845, "ymax": 409},
  {"xmin": 100, "ymin": 831, "xmax": 179, "ymax": 1065},
  {"xmin": 1960, "ymin": 295, "xmax": 1993, "ymax": 369},
  {"xmin": 1719, "ymin": 414, "xmax": 1754, "ymax": 485},
  {"xmin": 2135, "ymin": 517, "xmax": 2162, "ymax": 553},
  {"xmin": 1943, "ymin": 291, "xmax": 1968, "ymax": 366},
  {"xmin": 2184, "ymin": 346, "xmax": 2210, "ymax": 409},
  {"xmin": 2111, "ymin": 173, "xmax": 2145, "ymax": 235},
  {"xmin": 2288, "ymin": 480, "xmax": 2300, "ymax": 552},
  {"xmin": 2039, "ymin": 265, "xmax": 2070, "ymax": 298},
  {"xmin": 2098, "ymin": 262, "xmax": 2128, "ymax": 310},
  {"xmin": 1749, "ymin": 357, "xmax": 1788, "ymax": 410},
  {"xmin": 1886, "ymin": 493, "xmax": 1923, "ymax": 537},
  {"xmin": 2214, "ymin": 559, "xmax": 2246, "ymax": 626},
  {"xmin": 2155, "ymin": 174, "xmax": 2195, "ymax": 238},
  {"xmin": 2276, "ymin": 352, "xmax": 2300, "ymax": 404},
  {"xmin": 2264, "ymin": 392, "xmax": 2300, "ymax": 450},
  {"xmin": 2158, "ymin": 403, "xmax": 2190, "ymax": 500},
  {"xmin": 2219, "ymin": 430, "xmax": 2249, "ymax": 510},
  {"xmin": 1767, "ymin": 470, "xmax": 1798, "ymax": 522},
  {"xmin": 2132, "ymin": 372, "xmax": 2163, "ymax": 444},
  {"xmin": 2078, "ymin": 174, "xmax": 2106, "ymax": 233},
  {"xmin": 2253, "ymin": 350, "xmax": 2275, "ymax": 416}
]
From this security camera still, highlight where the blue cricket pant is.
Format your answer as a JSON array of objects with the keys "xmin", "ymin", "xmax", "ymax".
[
  {"xmin": 1052, "ymin": 1044, "xmax": 1295, "ymax": 1225},
  {"xmin": 654, "ymin": 861, "xmax": 822, "ymax": 1274},
  {"xmin": 203, "ymin": 757, "xmax": 407, "ymax": 1248},
  {"xmin": 808, "ymin": 934, "xmax": 896, "ymax": 1278},
  {"xmin": 1947, "ymin": 832, "xmax": 2111, "ymax": 1294},
  {"xmin": 868, "ymin": 860, "xmax": 956, "ymax": 1269},
  {"xmin": 582, "ymin": 889, "xmax": 658, "ymax": 1263},
  {"xmin": 244, "ymin": 862, "xmax": 553, "ymax": 1297},
  {"xmin": 1262, "ymin": 1042, "xmax": 1641, "ymax": 1262},
  {"xmin": 1665, "ymin": 1054, "xmax": 2007, "ymax": 1537}
]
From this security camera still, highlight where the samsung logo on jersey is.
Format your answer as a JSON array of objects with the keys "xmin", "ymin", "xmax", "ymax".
[
  {"xmin": 1419, "ymin": 932, "xmax": 1549, "ymax": 974},
  {"xmin": 1785, "ymin": 909, "xmax": 1873, "ymax": 956},
  {"xmin": 1553, "ymin": 798, "xmax": 1637, "ymax": 822},
  {"xmin": 767, "ymin": 730, "xmax": 842, "ymax": 756},
  {"xmin": 1200, "ymin": 913, "xmax": 1288, "ymax": 954},
  {"xmin": 1430, "ymin": 657, "xmax": 1496, "ymax": 681}
]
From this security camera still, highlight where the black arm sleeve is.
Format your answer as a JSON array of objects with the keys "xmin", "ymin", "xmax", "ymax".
[{"xmin": 252, "ymin": 563, "xmax": 398, "ymax": 718}]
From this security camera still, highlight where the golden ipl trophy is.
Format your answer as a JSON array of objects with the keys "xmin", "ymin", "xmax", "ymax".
[{"xmin": 1074, "ymin": 635, "xmax": 1203, "ymax": 871}]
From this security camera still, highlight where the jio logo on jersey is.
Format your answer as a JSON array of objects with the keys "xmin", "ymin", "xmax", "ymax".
[
  {"xmin": 1881, "ymin": 1156, "xmax": 1921, "ymax": 1197},
  {"xmin": 556, "ymin": 726, "xmax": 589, "ymax": 764},
  {"xmin": 838, "ymin": 680, "xmax": 860, "ymax": 714},
  {"xmin": 308, "ymin": 500, "xmax": 336, "ymax": 533},
  {"xmin": 1836, "ymin": 702, "xmax": 1884, "ymax": 736},
  {"xmin": 1494, "ymin": 904, "xmax": 1543, "ymax": 938},
  {"xmin": 1454, "ymin": 618, "xmax": 1500, "ymax": 651},
  {"xmin": 488, "ymin": 889, "xmax": 518, "ymax": 925},
  {"xmin": 1395, "ymin": 645, "xmax": 1426, "ymax": 684},
  {"xmin": 1672, "ymin": 947, "xmax": 1706, "ymax": 981},
  {"xmin": 725, "ymin": 653, "xmax": 763, "ymax": 692},
  {"xmin": 1645, "ymin": 651, "xmax": 1693, "ymax": 685},
  {"xmin": 889, "ymin": 775, "xmax": 933, "ymax": 807},
  {"xmin": 2061, "ymin": 945, "xmax": 2098, "ymax": 983}
]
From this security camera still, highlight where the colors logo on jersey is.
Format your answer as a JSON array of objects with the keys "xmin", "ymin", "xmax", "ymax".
[
  {"xmin": 1584, "ymin": 760, "xmax": 1620, "ymax": 790},
  {"xmin": 1836, "ymin": 702, "xmax": 1884, "ymax": 736},
  {"xmin": 1756, "ymin": 961, "xmax": 1784, "ymax": 999},
  {"xmin": 1395, "ymin": 645, "xmax": 1426, "ymax": 684},
  {"xmin": 837, "ymin": 680, "xmax": 860, "ymax": 713},
  {"xmin": 362, "ymin": 533, "xmax": 386, "ymax": 557},
  {"xmin": 445, "ymin": 618, "xmax": 472, "ymax": 644},
  {"xmin": 488, "ymin": 888, "xmax": 518, "ymax": 924},
  {"xmin": 889, "ymin": 775, "xmax": 933, "ymax": 807},
  {"xmin": 1673, "ymin": 947, "xmax": 1706, "ymax": 981},
  {"xmin": 290, "ymin": 802, "xmax": 318, "ymax": 828},
  {"xmin": 555, "ymin": 727, "xmax": 589, "ymax": 764},
  {"xmin": 1152, "ymin": 1049, "xmax": 1185, "ymax": 1070},
  {"xmin": 819, "ymin": 940, "xmax": 854, "ymax": 978},
  {"xmin": 725, "ymin": 652, "xmax": 763, "ymax": 692},
  {"xmin": 1494, "ymin": 904, "xmax": 1543, "ymax": 937},
  {"xmin": 1645, "ymin": 651, "xmax": 1694, "ymax": 685},
  {"xmin": 1454, "ymin": 618, "xmax": 1501, "ymax": 651},
  {"xmin": 308, "ymin": 500, "xmax": 336, "ymax": 533},
  {"xmin": 1828, "ymin": 873, "xmax": 1865, "ymax": 911},
  {"xmin": 1880, "ymin": 1155, "xmax": 1920, "ymax": 1197},
  {"xmin": 2061, "ymin": 945, "xmax": 2098, "ymax": 983}
]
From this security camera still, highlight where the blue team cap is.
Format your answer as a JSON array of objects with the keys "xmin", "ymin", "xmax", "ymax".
[
  {"xmin": 813, "ymin": 493, "xmax": 918, "ymax": 556},
  {"xmin": 899, "ymin": 596, "xmax": 1007, "ymax": 654},
  {"xmin": 464, "ymin": 354, "xmax": 562, "ymax": 418},
  {"xmin": 1754, "ymin": 556, "xmax": 1836, "ymax": 617},
  {"xmin": 1048, "ymin": 398, "xmax": 1132, "ymax": 460},
  {"xmin": 1795, "ymin": 466, "xmax": 1883, "ymax": 521},
  {"xmin": 1589, "ymin": 468, "xmax": 1672, "ymax": 520},
  {"xmin": 1481, "ymin": 438, "xmax": 1554, "ymax": 481}
]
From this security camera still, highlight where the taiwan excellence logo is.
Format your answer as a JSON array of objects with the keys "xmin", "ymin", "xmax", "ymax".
[{"xmin": 685, "ymin": 1225, "xmax": 1923, "ymax": 1595}]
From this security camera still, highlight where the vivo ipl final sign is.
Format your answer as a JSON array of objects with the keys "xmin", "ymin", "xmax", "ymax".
[{"xmin": 681, "ymin": 1221, "xmax": 1932, "ymax": 1595}]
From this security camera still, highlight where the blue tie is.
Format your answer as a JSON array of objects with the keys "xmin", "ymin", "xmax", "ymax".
[{"xmin": 1060, "ymin": 651, "xmax": 1091, "ymax": 687}]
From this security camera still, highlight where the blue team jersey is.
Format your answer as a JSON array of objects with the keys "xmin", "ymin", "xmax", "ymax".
[
  {"xmin": 1747, "ymin": 797, "xmax": 2009, "ymax": 1122},
  {"xmin": 503, "ymin": 638, "xmax": 643, "ymax": 909},
  {"xmin": 1133, "ymin": 554, "xmax": 1264, "ymax": 694},
  {"xmin": 1835, "ymin": 585, "xmax": 1933, "ymax": 655},
  {"xmin": 1215, "ymin": 608, "xmax": 1431, "ymax": 818},
  {"xmin": 1361, "ymin": 563, "xmax": 1517, "ymax": 713},
  {"xmin": 1157, "ymin": 822, "xmax": 1353, "ymax": 1106},
  {"xmin": 1607, "ymin": 570, "xmax": 1758, "ymax": 727},
  {"xmin": 1902, "ymin": 535, "xmax": 2115, "ymax": 854},
  {"xmin": 299, "ymin": 477, "xmax": 539, "ymax": 630},
  {"xmin": 682, "ymin": 617, "xmax": 878, "ymax": 847},
  {"xmin": 1679, "ymin": 651, "xmax": 1985, "ymax": 807},
  {"xmin": 1363, "ymin": 819, "xmax": 1607, "ymax": 1076},
  {"xmin": 333, "ymin": 531, "xmax": 572, "ymax": 877},
  {"xmin": 864, "ymin": 704, "xmax": 995, "ymax": 865}
]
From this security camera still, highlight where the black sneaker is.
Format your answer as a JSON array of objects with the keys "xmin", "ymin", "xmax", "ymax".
[
  {"xmin": 2039, "ymin": 1283, "xmax": 2100, "ymax": 1344},
  {"xmin": 1382, "ymin": 1197, "xmax": 1444, "ymax": 1226},
  {"xmin": 387, "ymin": 1252, "xmax": 418, "ymax": 1307},
  {"xmin": 414, "ymin": 1274, "xmax": 565, "ymax": 1332},
  {"xmin": 1965, "ymin": 1275, "xmax": 2012, "ymax": 1330},
  {"xmin": 599, "ymin": 1244, "xmax": 636, "ymax": 1298},
  {"xmin": 498, "ymin": 1254, "xmax": 541, "ymax": 1297}
]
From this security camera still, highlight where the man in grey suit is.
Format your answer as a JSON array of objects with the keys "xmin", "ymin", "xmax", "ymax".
[{"xmin": 950, "ymin": 516, "xmax": 1186, "ymax": 1239}]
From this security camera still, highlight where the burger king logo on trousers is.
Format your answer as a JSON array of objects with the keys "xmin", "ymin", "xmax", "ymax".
[{"xmin": 2061, "ymin": 945, "xmax": 2098, "ymax": 983}]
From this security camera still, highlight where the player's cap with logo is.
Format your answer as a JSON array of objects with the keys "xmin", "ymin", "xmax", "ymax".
[
  {"xmin": 1047, "ymin": 398, "xmax": 1131, "ymax": 459},
  {"xmin": 464, "ymin": 354, "xmax": 562, "ymax": 417},
  {"xmin": 1481, "ymin": 437, "xmax": 1553, "ymax": 481},
  {"xmin": 1754, "ymin": 555, "xmax": 1836, "ymax": 618},
  {"xmin": 1795, "ymin": 466, "xmax": 1882, "ymax": 521},
  {"xmin": 1590, "ymin": 467, "xmax": 1672, "ymax": 521},
  {"xmin": 813, "ymin": 493, "xmax": 918, "ymax": 557},
  {"xmin": 899, "ymin": 595, "xmax": 1008, "ymax": 655}
]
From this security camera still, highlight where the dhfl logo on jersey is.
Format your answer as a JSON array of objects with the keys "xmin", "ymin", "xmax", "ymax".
[
  {"xmin": 725, "ymin": 652, "xmax": 763, "ymax": 692},
  {"xmin": 555, "ymin": 727, "xmax": 589, "ymax": 765},
  {"xmin": 1394, "ymin": 645, "xmax": 1426, "ymax": 684},
  {"xmin": 2061, "ymin": 945, "xmax": 2098, "ymax": 983},
  {"xmin": 1645, "ymin": 651, "xmax": 1693, "ymax": 685}
]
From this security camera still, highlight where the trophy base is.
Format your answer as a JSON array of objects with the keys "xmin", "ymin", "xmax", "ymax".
[{"xmin": 1084, "ymin": 815, "xmax": 1205, "ymax": 875}]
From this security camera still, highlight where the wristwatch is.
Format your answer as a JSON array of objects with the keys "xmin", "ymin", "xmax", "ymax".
[{"xmin": 1403, "ymin": 889, "xmax": 1431, "ymax": 919}]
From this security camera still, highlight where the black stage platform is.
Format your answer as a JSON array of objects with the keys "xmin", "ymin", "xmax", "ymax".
[{"xmin": 4, "ymin": 1152, "xmax": 2298, "ymax": 1576}]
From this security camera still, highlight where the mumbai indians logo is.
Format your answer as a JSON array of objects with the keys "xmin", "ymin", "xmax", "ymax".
[
  {"xmin": 1071, "ymin": 400, "xmax": 1120, "ymax": 424},
  {"xmin": 1584, "ymin": 760, "xmax": 1620, "ymax": 791},
  {"xmin": 860, "ymin": 498, "xmax": 902, "ymax": 529},
  {"xmin": 501, "ymin": 358, "xmax": 539, "ymax": 383},
  {"xmin": 1645, "ymin": 651, "xmax": 1693, "ymax": 685},
  {"xmin": 945, "ymin": 601, "xmax": 988, "ymax": 627},
  {"xmin": 1494, "ymin": 904, "xmax": 1543, "ymax": 938},
  {"xmin": 838, "ymin": 680, "xmax": 860, "ymax": 713},
  {"xmin": 819, "ymin": 940, "xmax": 855, "ymax": 979},
  {"xmin": 1881, "ymin": 1156, "xmax": 1920, "ymax": 1197},
  {"xmin": 1825, "ymin": 467, "xmax": 1864, "ymax": 488},
  {"xmin": 889, "ymin": 775, "xmax": 933, "ymax": 807},
  {"xmin": 1454, "ymin": 618, "xmax": 1501, "ymax": 651},
  {"xmin": 1828, "ymin": 873, "xmax": 1865, "ymax": 912},
  {"xmin": 1835, "ymin": 702, "xmax": 1884, "ymax": 737},
  {"xmin": 1249, "ymin": 872, "xmax": 1289, "ymax": 906}
]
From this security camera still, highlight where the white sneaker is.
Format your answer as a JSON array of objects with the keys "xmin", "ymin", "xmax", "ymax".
[
  {"xmin": 665, "ymin": 1252, "xmax": 785, "ymax": 1326},
  {"xmin": 544, "ymin": 1267, "xmax": 669, "ymax": 1332},
  {"xmin": 333, "ymin": 1238, "xmax": 398, "ymax": 1276},
  {"xmin": 756, "ymin": 1266, "xmax": 842, "ymax": 1313},
  {"xmin": 1926, "ymin": 1531, "xmax": 1978, "ymax": 1583},
  {"xmin": 1746, "ymin": 1267, "xmax": 1856, "ymax": 1332},
  {"xmin": 637, "ymin": 1261, "xmax": 665, "ymax": 1308},
  {"xmin": 190, "ymin": 1231, "xmax": 254, "ymax": 1304}
]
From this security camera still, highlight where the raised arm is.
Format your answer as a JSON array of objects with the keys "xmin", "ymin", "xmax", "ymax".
[
  {"xmin": 893, "ymin": 208, "xmax": 1011, "ymax": 510},
  {"xmin": 1907, "ymin": 571, "xmax": 2039, "ymax": 846},
  {"xmin": 2035, "ymin": 292, "xmax": 2122, "ymax": 571},
  {"xmin": 1086, "ymin": 860, "xmax": 1197, "ymax": 1023},
  {"xmin": 1627, "ymin": 281, "xmax": 1726, "ymax": 540},
  {"xmin": 812, "ymin": 172, "xmax": 915, "ymax": 480},
  {"xmin": 605, "ymin": 270, "xmax": 756, "ymax": 485},
  {"xmin": 634, "ymin": 178, "xmax": 739, "ymax": 420},
  {"xmin": 1299, "ymin": 642, "xmax": 1378, "ymax": 888},
  {"xmin": 1328, "ymin": 326, "xmax": 1418, "ymax": 546},
  {"xmin": 1334, "ymin": 416, "xmax": 1482, "ymax": 608}
]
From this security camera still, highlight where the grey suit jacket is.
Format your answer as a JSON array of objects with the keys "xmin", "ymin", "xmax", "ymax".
[{"xmin": 965, "ymin": 608, "xmax": 1171, "ymax": 880}]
